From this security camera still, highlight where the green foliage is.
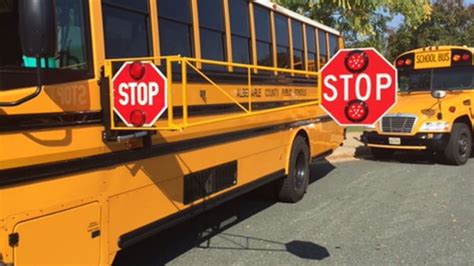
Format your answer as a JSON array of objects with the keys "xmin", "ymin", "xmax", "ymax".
[
  {"xmin": 387, "ymin": 2, "xmax": 474, "ymax": 60},
  {"xmin": 274, "ymin": 0, "xmax": 432, "ymax": 53}
]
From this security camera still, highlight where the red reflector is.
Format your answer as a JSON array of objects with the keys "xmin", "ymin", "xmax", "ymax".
[
  {"xmin": 129, "ymin": 62, "xmax": 146, "ymax": 80},
  {"xmin": 462, "ymin": 54, "xmax": 470, "ymax": 61},
  {"xmin": 344, "ymin": 51, "xmax": 369, "ymax": 73},
  {"xmin": 130, "ymin": 110, "xmax": 146, "ymax": 127},
  {"xmin": 397, "ymin": 59, "xmax": 404, "ymax": 66}
]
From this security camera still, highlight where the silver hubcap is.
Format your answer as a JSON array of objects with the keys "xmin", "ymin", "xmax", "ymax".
[{"xmin": 458, "ymin": 133, "xmax": 470, "ymax": 157}]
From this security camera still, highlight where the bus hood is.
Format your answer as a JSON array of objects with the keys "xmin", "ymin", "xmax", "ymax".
[
  {"xmin": 389, "ymin": 91, "xmax": 463, "ymax": 115},
  {"xmin": 373, "ymin": 91, "xmax": 469, "ymax": 134}
]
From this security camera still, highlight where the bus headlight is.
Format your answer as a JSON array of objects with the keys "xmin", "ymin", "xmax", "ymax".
[{"xmin": 420, "ymin": 121, "xmax": 450, "ymax": 132}]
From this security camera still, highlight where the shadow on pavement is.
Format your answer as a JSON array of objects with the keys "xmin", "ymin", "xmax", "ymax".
[
  {"xmin": 113, "ymin": 160, "xmax": 335, "ymax": 265},
  {"xmin": 195, "ymin": 233, "xmax": 330, "ymax": 260}
]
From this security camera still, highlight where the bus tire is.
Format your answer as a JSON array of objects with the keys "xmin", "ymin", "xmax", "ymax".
[
  {"xmin": 370, "ymin": 147, "xmax": 395, "ymax": 159},
  {"xmin": 444, "ymin": 123, "xmax": 472, "ymax": 165},
  {"xmin": 277, "ymin": 136, "xmax": 310, "ymax": 203}
]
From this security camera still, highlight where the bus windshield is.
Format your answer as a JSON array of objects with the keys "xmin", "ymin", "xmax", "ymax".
[{"xmin": 398, "ymin": 66, "xmax": 474, "ymax": 92}]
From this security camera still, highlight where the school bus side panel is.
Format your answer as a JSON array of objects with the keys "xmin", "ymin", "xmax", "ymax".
[{"xmin": 13, "ymin": 203, "xmax": 101, "ymax": 266}]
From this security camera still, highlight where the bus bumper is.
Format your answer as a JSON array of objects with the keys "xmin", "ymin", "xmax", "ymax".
[{"xmin": 361, "ymin": 132, "xmax": 450, "ymax": 151}]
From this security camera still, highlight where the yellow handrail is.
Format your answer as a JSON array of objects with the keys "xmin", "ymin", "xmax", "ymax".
[{"xmin": 104, "ymin": 55, "xmax": 321, "ymax": 131}]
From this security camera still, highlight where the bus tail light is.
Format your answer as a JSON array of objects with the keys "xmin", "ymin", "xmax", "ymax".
[
  {"xmin": 396, "ymin": 59, "xmax": 404, "ymax": 66},
  {"xmin": 130, "ymin": 110, "xmax": 146, "ymax": 127},
  {"xmin": 462, "ymin": 54, "xmax": 470, "ymax": 61},
  {"xmin": 129, "ymin": 62, "xmax": 146, "ymax": 80}
]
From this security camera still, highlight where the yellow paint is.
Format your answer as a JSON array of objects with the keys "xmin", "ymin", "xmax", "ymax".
[
  {"xmin": 414, "ymin": 50, "xmax": 451, "ymax": 69},
  {"xmin": 13, "ymin": 203, "xmax": 101, "ymax": 265},
  {"xmin": 0, "ymin": 1, "xmax": 344, "ymax": 265},
  {"xmin": 106, "ymin": 55, "xmax": 321, "ymax": 131},
  {"xmin": 366, "ymin": 45, "xmax": 474, "ymax": 152},
  {"xmin": 367, "ymin": 144, "xmax": 427, "ymax": 150}
]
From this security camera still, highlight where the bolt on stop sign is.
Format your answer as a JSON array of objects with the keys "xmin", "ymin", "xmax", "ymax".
[
  {"xmin": 113, "ymin": 61, "xmax": 168, "ymax": 127},
  {"xmin": 320, "ymin": 48, "xmax": 397, "ymax": 126}
]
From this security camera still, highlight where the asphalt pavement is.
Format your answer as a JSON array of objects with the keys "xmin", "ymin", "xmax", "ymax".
[{"xmin": 114, "ymin": 152, "xmax": 474, "ymax": 265}]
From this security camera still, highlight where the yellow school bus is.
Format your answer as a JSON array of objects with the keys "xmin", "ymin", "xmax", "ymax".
[
  {"xmin": 362, "ymin": 45, "xmax": 473, "ymax": 165},
  {"xmin": 0, "ymin": 0, "xmax": 344, "ymax": 264}
]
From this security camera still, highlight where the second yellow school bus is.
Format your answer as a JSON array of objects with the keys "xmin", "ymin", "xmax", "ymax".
[
  {"xmin": 362, "ymin": 45, "xmax": 473, "ymax": 165},
  {"xmin": 0, "ymin": 0, "xmax": 343, "ymax": 264}
]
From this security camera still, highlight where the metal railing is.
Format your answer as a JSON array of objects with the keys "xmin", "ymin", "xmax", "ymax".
[{"xmin": 104, "ymin": 56, "xmax": 322, "ymax": 131}]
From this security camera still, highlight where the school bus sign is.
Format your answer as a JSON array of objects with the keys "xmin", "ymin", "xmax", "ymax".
[
  {"xmin": 113, "ymin": 61, "xmax": 168, "ymax": 127},
  {"xmin": 321, "ymin": 48, "xmax": 397, "ymax": 126}
]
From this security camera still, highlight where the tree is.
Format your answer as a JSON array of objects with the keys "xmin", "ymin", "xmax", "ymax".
[
  {"xmin": 274, "ymin": 0, "xmax": 432, "ymax": 53},
  {"xmin": 386, "ymin": 1, "xmax": 474, "ymax": 60}
]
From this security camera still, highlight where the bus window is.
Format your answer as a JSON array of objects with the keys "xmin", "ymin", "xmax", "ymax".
[
  {"xmin": 275, "ymin": 14, "xmax": 290, "ymax": 69},
  {"xmin": 254, "ymin": 6, "xmax": 272, "ymax": 67},
  {"xmin": 0, "ymin": 0, "xmax": 92, "ymax": 90},
  {"xmin": 102, "ymin": 0, "xmax": 151, "ymax": 59},
  {"xmin": 399, "ymin": 66, "xmax": 474, "ymax": 92},
  {"xmin": 306, "ymin": 26, "xmax": 317, "ymax": 71},
  {"xmin": 329, "ymin": 34, "xmax": 339, "ymax": 57},
  {"xmin": 292, "ymin": 20, "xmax": 304, "ymax": 70},
  {"xmin": 157, "ymin": 0, "xmax": 193, "ymax": 58},
  {"xmin": 318, "ymin": 30, "xmax": 328, "ymax": 67},
  {"xmin": 1, "ymin": 0, "xmax": 90, "ymax": 69},
  {"xmin": 55, "ymin": 0, "xmax": 90, "ymax": 70},
  {"xmin": 229, "ymin": 0, "xmax": 251, "ymax": 67},
  {"xmin": 198, "ymin": 0, "xmax": 226, "ymax": 70}
]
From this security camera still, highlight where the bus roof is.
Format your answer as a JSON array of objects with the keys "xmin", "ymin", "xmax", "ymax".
[
  {"xmin": 254, "ymin": 0, "xmax": 341, "ymax": 36},
  {"xmin": 397, "ymin": 45, "xmax": 474, "ymax": 59}
]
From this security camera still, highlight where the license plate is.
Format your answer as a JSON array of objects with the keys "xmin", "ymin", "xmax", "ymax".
[
  {"xmin": 389, "ymin": 137, "xmax": 401, "ymax": 145},
  {"xmin": 415, "ymin": 51, "xmax": 451, "ymax": 69}
]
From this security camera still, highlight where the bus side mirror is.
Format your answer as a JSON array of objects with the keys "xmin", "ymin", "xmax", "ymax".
[
  {"xmin": 19, "ymin": 0, "xmax": 57, "ymax": 58},
  {"xmin": 431, "ymin": 90, "xmax": 447, "ymax": 100}
]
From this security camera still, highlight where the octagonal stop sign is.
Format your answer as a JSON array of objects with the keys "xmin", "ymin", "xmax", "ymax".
[
  {"xmin": 320, "ymin": 48, "xmax": 397, "ymax": 126},
  {"xmin": 113, "ymin": 61, "xmax": 168, "ymax": 127}
]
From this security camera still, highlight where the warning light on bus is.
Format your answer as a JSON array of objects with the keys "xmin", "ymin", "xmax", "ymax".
[
  {"xmin": 130, "ymin": 62, "xmax": 146, "ymax": 80},
  {"xmin": 344, "ymin": 99, "xmax": 369, "ymax": 123},
  {"xmin": 344, "ymin": 51, "xmax": 369, "ymax": 73},
  {"xmin": 396, "ymin": 58, "xmax": 412, "ymax": 67},
  {"xmin": 130, "ymin": 109, "xmax": 147, "ymax": 127}
]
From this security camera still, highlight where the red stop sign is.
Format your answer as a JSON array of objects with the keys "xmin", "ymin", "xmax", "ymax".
[
  {"xmin": 321, "ymin": 48, "xmax": 397, "ymax": 126},
  {"xmin": 113, "ymin": 61, "xmax": 168, "ymax": 127}
]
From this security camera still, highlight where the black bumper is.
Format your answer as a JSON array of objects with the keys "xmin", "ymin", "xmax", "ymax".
[{"xmin": 361, "ymin": 131, "xmax": 450, "ymax": 151}]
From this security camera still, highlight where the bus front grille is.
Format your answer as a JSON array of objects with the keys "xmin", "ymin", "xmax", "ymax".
[{"xmin": 381, "ymin": 115, "xmax": 417, "ymax": 133}]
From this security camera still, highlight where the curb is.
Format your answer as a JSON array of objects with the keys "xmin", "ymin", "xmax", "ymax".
[{"xmin": 323, "ymin": 132, "xmax": 372, "ymax": 163}]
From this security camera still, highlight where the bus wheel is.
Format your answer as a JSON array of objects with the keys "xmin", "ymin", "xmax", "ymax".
[
  {"xmin": 370, "ymin": 147, "xmax": 395, "ymax": 159},
  {"xmin": 444, "ymin": 123, "xmax": 472, "ymax": 165},
  {"xmin": 277, "ymin": 136, "xmax": 310, "ymax": 203}
]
